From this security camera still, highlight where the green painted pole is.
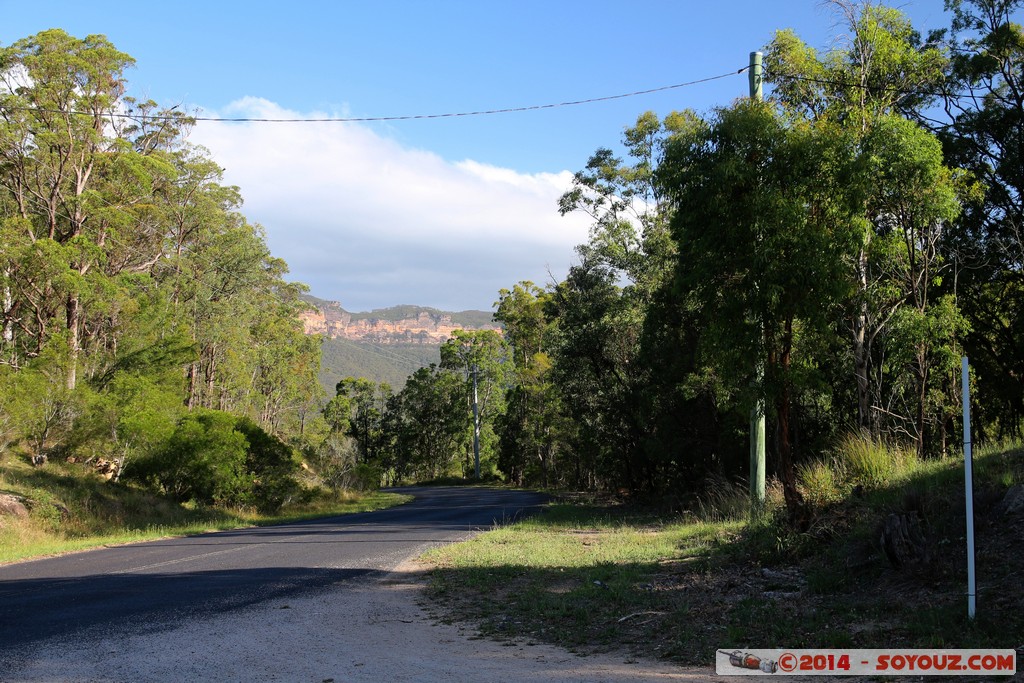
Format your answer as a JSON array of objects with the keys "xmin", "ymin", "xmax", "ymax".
[
  {"xmin": 749, "ymin": 50, "xmax": 766, "ymax": 514},
  {"xmin": 749, "ymin": 51, "xmax": 763, "ymax": 101}
]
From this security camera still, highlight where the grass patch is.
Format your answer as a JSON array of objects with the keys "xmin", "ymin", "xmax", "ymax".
[
  {"xmin": 421, "ymin": 438, "xmax": 1024, "ymax": 666},
  {"xmin": 0, "ymin": 453, "xmax": 410, "ymax": 564}
]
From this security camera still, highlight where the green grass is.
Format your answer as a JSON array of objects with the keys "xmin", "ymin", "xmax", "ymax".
[
  {"xmin": 424, "ymin": 503, "xmax": 743, "ymax": 656},
  {"xmin": 422, "ymin": 438, "xmax": 1024, "ymax": 666},
  {"xmin": 0, "ymin": 454, "xmax": 411, "ymax": 564}
]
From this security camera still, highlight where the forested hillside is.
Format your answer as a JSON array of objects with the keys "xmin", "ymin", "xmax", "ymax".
[
  {"xmin": 300, "ymin": 295, "xmax": 498, "ymax": 392},
  {"xmin": 0, "ymin": 30, "xmax": 321, "ymax": 511},
  {"xmin": 319, "ymin": 337, "xmax": 440, "ymax": 393},
  {"xmin": 319, "ymin": 0, "xmax": 1024, "ymax": 522},
  {"xmin": 2, "ymin": 0, "xmax": 1022, "ymax": 528}
]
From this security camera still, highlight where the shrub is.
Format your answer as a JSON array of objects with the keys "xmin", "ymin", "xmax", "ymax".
[
  {"xmin": 129, "ymin": 410, "xmax": 298, "ymax": 512},
  {"xmin": 349, "ymin": 462, "xmax": 383, "ymax": 491},
  {"xmin": 234, "ymin": 417, "xmax": 300, "ymax": 512},
  {"xmin": 312, "ymin": 435, "xmax": 359, "ymax": 491}
]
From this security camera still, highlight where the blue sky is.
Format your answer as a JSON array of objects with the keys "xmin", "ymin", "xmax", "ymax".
[{"xmin": 2, "ymin": 1, "xmax": 960, "ymax": 311}]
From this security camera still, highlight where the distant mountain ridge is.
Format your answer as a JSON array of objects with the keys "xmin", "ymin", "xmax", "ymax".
[
  {"xmin": 299, "ymin": 295, "xmax": 500, "ymax": 391},
  {"xmin": 299, "ymin": 295, "xmax": 498, "ymax": 345}
]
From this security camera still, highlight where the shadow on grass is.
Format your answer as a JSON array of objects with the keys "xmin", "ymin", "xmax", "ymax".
[
  {"xmin": 3, "ymin": 463, "xmax": 228, "ymax": 535},
  {"xmin": 423, "ymin": 448, "xmax": 1024, "ymax": 666}
]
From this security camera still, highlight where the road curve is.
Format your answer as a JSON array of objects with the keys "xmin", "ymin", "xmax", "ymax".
[
  {"xmin": 0, "ymin": 487, "xmax": 724, "ymax": 682},
  {"xmin": 0, "ymin": 488, "xmax": 545, "ymax": 669}
]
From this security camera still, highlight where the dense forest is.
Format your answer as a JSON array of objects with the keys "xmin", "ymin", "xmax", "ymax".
[
  {"xmin": 0, "ymin": 29, "xmax": 322, "ymax": 510},
  {"xmin": 2, "ymin": 0, "xmax": 1022, "ymax": 522},
  {"xmin": 324, "ymin": 0, "xmax": 1023, "ymax": 522}
]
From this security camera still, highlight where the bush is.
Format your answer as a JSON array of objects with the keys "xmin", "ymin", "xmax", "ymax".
[
  {"xmin": 312, "ymin": 435, "xmax": 359, "ymax": 491},
  {"xmin": 234, "ymin": 417, "xmax": 301, "ymax": 512},
  {"xmin": 349, "ymin": 462, "xmax": 383, "ymax": 491},
  {"xmin": 129, "ymin": 410, "xmax": 298, "ymax": 512}
]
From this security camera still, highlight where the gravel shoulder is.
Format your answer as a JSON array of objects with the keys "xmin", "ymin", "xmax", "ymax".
[{"xmin": 6, "ymin": 556, "xmax": 742, "ymax": 682}]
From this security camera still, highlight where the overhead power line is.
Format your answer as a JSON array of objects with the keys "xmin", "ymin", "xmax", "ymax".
[
  {"xmin": 2, "ymin": 64, "xmax": 1002, "ymax": 129},
  {"xmin": 0, "ymin": 68, "xmax": 749, "ymax": 124}
]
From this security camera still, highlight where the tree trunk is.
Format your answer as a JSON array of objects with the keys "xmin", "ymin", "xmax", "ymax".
[
  {"xmin": 65, "ymin": 292, "xmax": 80, "ymax": 391},
  {"xmin": 776, "ymin": 317, "xmax": 807, "ymax": 527},
  {"xmin": 186, "ymin": 363, "xmax": 198, "ymax": 409},
  {"xmin": 916, "ymin": 349, "xmax": 929, "ymax": 459},
  {"xmin": 853, "ymin": 245, "xmax": 871, "ymax": 431},
  {"xmin": 2, "ymin": 277, "xmax": 13, "ymax": 344}
]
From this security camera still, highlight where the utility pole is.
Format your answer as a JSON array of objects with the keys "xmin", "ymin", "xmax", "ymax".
[
  {"xmin": 472, "ymin": 364, "xmax": 481, "ymax": 480},
  {"xmin": 749, "ymin": 50, "xmax": 766, "ymax": 514},
  {"xmin": 749, "ymin": 50, "xmax": 763, "ymax": 100},
  {"xmin": 961, "ymin": 357, "xmax": 976, "ymax": 619}
]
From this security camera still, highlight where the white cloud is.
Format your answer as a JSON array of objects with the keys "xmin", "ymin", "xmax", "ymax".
[{"xmin": 188, "ymin": 98, "xmax": 590, "ymax": 310}]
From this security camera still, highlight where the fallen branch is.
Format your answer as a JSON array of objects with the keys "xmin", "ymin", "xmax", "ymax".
[{"xmin": 617, "ymin": 610, "xmax": 665, "ymax": 623}]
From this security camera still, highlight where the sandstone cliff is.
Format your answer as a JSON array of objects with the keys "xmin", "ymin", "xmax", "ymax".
[{"xmin": 299, "ymin": 299, "xmax": 499, "ymax": 345}]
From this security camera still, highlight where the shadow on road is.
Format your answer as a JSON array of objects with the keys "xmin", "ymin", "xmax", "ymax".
[{"xmin": 0, "ymin": 565, "xmax": 380, "ymax": 650}]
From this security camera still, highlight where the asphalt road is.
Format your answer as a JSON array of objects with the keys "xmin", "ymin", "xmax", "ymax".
[{"xmin": 0, "ymin": 486, "xmax": 548, "ymax": 677}]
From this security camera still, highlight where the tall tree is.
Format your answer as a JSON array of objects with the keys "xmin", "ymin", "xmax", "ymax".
[
  {"xmin": 661, "ymin": 100, "xmax": 860, "ymax": 519},
  {"xmin": 551, "ymin": 112, "xmax": 695, "ymax": 492},
  {"xmin": 0, "ymin": 30, "xmax": 138, "ymax": 389},
  {"xmin": 0, "ymin": 30, "xmax": 322, "ymax": 479},
  {"xmin": 440, "ymin": 329, "xmax": 510, "ymax": 477},
  {"xmin": 494, "ymin": 282, "xmax": 564, "ymax": 486},
  {"xmin": 765, "ymin": 2, "xmax": 965, "ymax": 454},
  {"xmin": 927, "ymin": 0, "xmax": 1024, "ymax": 435}
]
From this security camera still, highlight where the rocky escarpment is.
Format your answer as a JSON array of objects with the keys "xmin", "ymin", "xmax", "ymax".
[{"xmin": 299, "ymin": 300, "xmax": 499, "ymax": 345}]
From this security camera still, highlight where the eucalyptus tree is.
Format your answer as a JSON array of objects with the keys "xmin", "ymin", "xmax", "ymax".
[
  {"xmin": 552, "ymin": 112, "xmax": 701, "ymax": 492},
  {"xmin": 765, "ymin": 2, "xmax": 965, "ymax": 454},
  {"xmin": 927, "ymin": 0, "xmax": 1024, "ymax": 435},
  {"xmin": 325, "ymin": 377, "xmax": 389, "ymax": 462},
  {"xmin": 0, "ymin": 29, "xmax": 322, "ymax": 474},
  {"xmin": 386, "ymin": 365, "xmax": 465, "ymax": 480},
  {"xmin": 439, "ymin": 328, "xmax": 510, "ymax": 477},
  {"xmin": 494, "ymin": 282, "xmax": 564, "ymax": 486},
  {"xmin": 0, "ymin": 30, "xmax": 167, "ymax": 389},
  {"xmin": 660, "ymin": 100, "xmax": 861, "ymax": 518}
]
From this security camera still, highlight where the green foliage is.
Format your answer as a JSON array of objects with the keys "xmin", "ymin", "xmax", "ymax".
[
  {"xmin": 930, "ymin": 0, "xmax": 1024, "ymax": 439},
  {"xmin": 660, "ymin": 100, "xmax": 864, "ymax": 515},
  {"xmin": 764, "ymin": 4, "xmax": 969, "ymax": 460},
  {"xmin": 384, "ymin": 364, "xmax": 467, "ymax": 481},
  {"xmin": 133, "ymin": 410, "xmax": 248, "ymax": 505},
  {"xmin": 233, "ymin": 416, "xmax": 301, "ymax": 512},
  {"xmin": 797, "ymin": 458, "xmax": 844, "ymax": 507},
  {"xmin": 349, "ymin": 462, "xmax": 384, "ymax": 491},
  {"xmin": 440, "ymin": 329, "xmax": 510, "ymax": 478},
  {"xmin": 129, "ymin": 409, "xmax": 298, "ymax": 512},
  {"xmin": 323, "ymin": 376, "xmax": 391, "ymax": 464},
  {"xmin": 10, "ymin": 339, "xmax": 83, "ymax": 457},
  {"xmin": 836, "ymin": 432, "xmax": 916, "ymax": 490},
  {"xmin": 0, "ymin": 28, "xmax": 325, "ymax": 513}
]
